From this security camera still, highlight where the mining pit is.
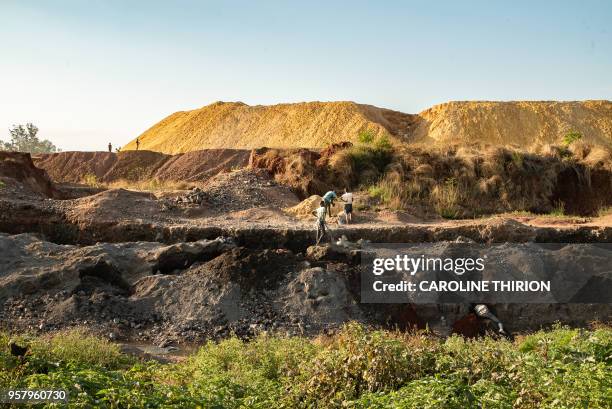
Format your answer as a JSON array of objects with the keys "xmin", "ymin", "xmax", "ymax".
[{"xmin": 0, "ymin": 151, "xmax": 610, "ymax": 352}]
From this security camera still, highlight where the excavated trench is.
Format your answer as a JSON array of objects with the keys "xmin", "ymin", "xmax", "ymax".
[
  {"xmin": 2, "ymin": 204, "xmax": 612, "ymax": 251},
  {"xmin": 1, "ymin": 199, "xmax": 611, "ymax": 343},
  {"xmin": 0, "ymin": 225, "xmax": 610, "ymax": 347}
]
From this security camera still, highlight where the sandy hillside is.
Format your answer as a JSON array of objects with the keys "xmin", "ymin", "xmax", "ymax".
[
  {"xmin": 122, "ymin": 101, "xmax": 417, "ymax": 153},
  {"xmin": 413, "ymin": 100, "xmax": 612, "ymax": 146},
  {"xmin": 123, "ymin": 100, "xmax": 612, "ymax": 154}
]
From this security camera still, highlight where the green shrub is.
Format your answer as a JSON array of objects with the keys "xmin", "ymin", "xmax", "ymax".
[
  {"xmin": 511, "ymin": 151, "xmax": 524, "ymax": 168},
  {"xmin": 375, "ymin": 134, "xmax": 393, "ymax": 151},
  {"xmin": 349, "ymin": 376, "xmax": 480, "ymax": 409},
  {"xmin": 288, "ymin": 323, "xmax": 439, "ymax": 406},
  {"xmin": 358, "ymin": 129, "xmax": 375, "ymax": 144},
  {"xmin": 368, "ymin": 185, "xmax": 390, "ymax": 202},
  {"xmin": 562, "ymin": 131, "xmax": 583, "ymax": 147}
]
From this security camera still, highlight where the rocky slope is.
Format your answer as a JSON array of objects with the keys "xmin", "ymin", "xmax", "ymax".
[{"xmin": 122, "ymin": 100, "xmax": 612, "ymax": 153}]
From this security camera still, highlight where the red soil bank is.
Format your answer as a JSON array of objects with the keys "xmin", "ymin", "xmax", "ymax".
[
  {"xmin": 34, "ymin": 149, "xmax": 251, "ymax": 184},
  {"xmin": 0, "ymin": 151, "xmax": 60, "ymax": 198}
]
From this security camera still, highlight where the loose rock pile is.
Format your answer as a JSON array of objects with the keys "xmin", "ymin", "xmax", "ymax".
[
  {"xmin": 160, "ymin": 169, "xmax": 299, "ymax": 213},
  {"xmin": 203, "ymin": 169, "xmax": 295, "ymax": 212},
  {"xmin": 174, "ymin": 187, "xmax": 208, "ymax": 206}
]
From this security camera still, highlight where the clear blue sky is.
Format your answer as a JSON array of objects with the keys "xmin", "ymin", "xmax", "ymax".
[{"xmin": 1, "ymin": 0, "xmax": 610, "ymax": 151}]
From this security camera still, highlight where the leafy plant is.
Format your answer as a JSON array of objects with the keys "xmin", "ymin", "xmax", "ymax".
[
  {"xmin": 32, "ymin": 328, "xmax": 131, "ymax": 369},
  {"xmin": 562, "ymin": 131, "xmax": 582, "ymax": 147},
  {"xmin": 375, "ymin": 134, "xmax": 393, "ymax": 151},
  {"xmin": 368, "ymin": 185, "xmax": 390, "ymax": 202},
  {"xmin": 358, "ymin": 129, "xmax": 375, "ymax": 144}
]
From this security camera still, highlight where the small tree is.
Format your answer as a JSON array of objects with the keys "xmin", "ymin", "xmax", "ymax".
[{"xmin": 1, "ymin": 123, "xmax": 59, "ymax": 153}]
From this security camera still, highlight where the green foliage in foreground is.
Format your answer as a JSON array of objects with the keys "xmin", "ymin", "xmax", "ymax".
[{"xmin": 1, "ymin": 324, "xmax": 610, "ymax": 408}]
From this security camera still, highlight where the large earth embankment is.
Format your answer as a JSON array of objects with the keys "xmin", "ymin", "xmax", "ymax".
[
  {"xmin": 121, "ymin": 100, "xmax": 612, "ymax": 154},
  {"xmin": 33, "ymin": 149, "xmax": 251, "ymax": 184}
]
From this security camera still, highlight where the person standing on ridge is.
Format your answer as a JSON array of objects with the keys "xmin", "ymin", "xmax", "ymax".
[
  {"xmin": 341, "ymin": 188, "xmax": 353, "ymax": 224},
  {"xmin": 108, "ymin": 142, "xmax": 112, "ymax": 153},
  {"xmin": 136, "ymin": 138, "xmax": 140, "ymax": 151},
  {"xmin": 322, "ymin": 190, "xmax": 337, "ymax": 217}
]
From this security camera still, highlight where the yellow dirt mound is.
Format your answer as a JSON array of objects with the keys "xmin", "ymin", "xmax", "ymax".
[
  {"xmin": 413, "ymin": 100, "xmax": 612, "ymax": 147},
  {"xmin": 123, "ymin": 101, "xmax": 415, "ymax": 154},
  {"xmin": 283, "ymin": 195, "xmax": 323, "ymax": 219},
  {"xmin": 124, "ymin": 100, "xmax": 612, "ymax": 154}
]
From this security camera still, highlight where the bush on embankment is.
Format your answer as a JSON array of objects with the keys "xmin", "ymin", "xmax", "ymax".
[
  {"xmin": 363, "ymin": 142, "xmax": 612, "ymax": 218},
  {"xmin": 1, "ymin": 323, "xmax": 610, "ymax": 408},
  {"xmin": 251, "ymin": 138, "xmax": 612, "ymax": 218}
]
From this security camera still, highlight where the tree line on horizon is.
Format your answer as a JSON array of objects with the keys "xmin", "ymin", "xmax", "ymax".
[{"xmin": 0, "ymin": 123, "xmax": 59, "ymax": 153}]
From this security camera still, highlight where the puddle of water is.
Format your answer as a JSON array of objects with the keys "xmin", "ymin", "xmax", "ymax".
[{"xmin": 119, "ymin": 342, "xmax": 200, "ymax": 362}]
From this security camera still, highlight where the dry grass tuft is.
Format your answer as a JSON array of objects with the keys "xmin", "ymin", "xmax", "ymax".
[
  {"xmin": 106, "ymin": 179, "xmax": 192, "ymax": 191},
  {"xmin": 359, "ymin": 143, "xmax": 612, "ymax": 218},
  {"xmin": 81, "ymin": 175, "xmax": 192, "ymax": 192}
]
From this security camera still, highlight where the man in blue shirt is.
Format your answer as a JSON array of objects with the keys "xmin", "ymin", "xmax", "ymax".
[{"xmin": 322, "ymin": 190, "xmax": 337, "ymax": 217}]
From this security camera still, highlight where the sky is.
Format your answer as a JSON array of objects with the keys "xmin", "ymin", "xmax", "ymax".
[{"xmin": 0, "ymin": 1, "xmax": 610, "ymax": 151}]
